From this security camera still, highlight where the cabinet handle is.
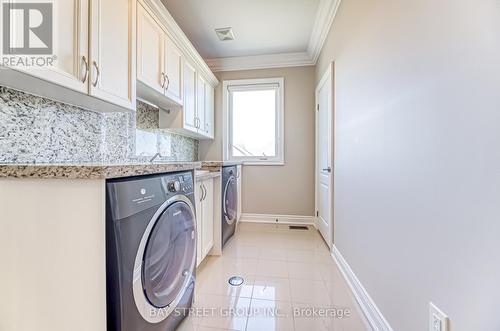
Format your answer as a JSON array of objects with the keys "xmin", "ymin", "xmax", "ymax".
[
  {"xmin": 202, "ymin": 184, "xmax": 207, "ymax": 201},
  {"xmin": 92, "ymin": 61, "xmax": 100, "ymax": 87},
  {"xmin": 160, "ymin": 72, "xmax": 166, "ymax": 89},
  {"xmin": 165, "ymin": 74, "xmax": 170, "ymax": 91},
  {"xmin": 81, "ymin": 56, "xmax": 89, "ymax": 83},
  {"xmin": 199, "ymin": 184, "xmax": 205, "ymax": 201}
]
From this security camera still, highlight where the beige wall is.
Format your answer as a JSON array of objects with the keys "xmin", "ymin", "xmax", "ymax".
[
  {"xmin": 317, "ymin": 0, "xmax": 500, "ymax": 330},
  {"xmin": 199, "ymin": 66, "xmax": 316, "ymax": 216}
]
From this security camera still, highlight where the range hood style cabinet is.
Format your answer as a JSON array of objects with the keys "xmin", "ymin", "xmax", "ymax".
[
  {"xmin": 0, "ymin": 0, "xmax": 217, "ymax": 140},
  {"xmin": 136, "ymin": 0, "xmax": 216, "ymax": 140}
]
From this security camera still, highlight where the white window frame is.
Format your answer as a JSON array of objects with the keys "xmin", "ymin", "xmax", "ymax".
[{"xmin": 223, "ymin": 77, "xmax": 285, "ymax": 165}]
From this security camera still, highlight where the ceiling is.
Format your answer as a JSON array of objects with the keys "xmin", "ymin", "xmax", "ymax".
[{"xmin": 161, "ymin": 0, "xmax": 321, "ymax": 60}]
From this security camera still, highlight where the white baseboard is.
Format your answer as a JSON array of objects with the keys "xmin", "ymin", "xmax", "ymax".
[
  {"xmin": 331, "ymin": 245, "xmax": 394, "ymax": 331},
  {"xmin": 240, "ymin": 213, "xmax": 315, "ymax": 226}
]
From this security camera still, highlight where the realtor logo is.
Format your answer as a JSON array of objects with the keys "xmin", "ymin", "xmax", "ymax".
[{"xmin": 2, "ymin": 2, "xmax": 53, "ymax": 55}]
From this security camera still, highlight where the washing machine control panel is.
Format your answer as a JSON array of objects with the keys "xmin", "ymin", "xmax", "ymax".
[{"xmin": 164, "ymin": 172, "xmax": 194, "ymax": 195}]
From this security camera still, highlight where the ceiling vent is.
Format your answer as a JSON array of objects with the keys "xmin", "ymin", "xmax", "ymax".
[{"xmin": 215, "ymin": 27, "xmax": 235, "ymax": 41}]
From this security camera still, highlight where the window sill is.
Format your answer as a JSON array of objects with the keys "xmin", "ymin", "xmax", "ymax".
[{"xmin": 240, "ymin": 161, "xmax": 285, "ymax": 166}]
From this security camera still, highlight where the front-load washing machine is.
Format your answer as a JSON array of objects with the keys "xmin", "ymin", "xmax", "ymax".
[
  {"xmin": 221, "ymin": 165, "xmax": 238, "ymax": 249},
  {"xmin": 106, "ymin": 171, "xmax": 196, "ymax": 331}
]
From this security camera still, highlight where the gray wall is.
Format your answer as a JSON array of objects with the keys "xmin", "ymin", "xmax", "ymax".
[
  {"xmin": 316, "ymin": 0, "xmax": 500, "ymax": 330},
  {"xmin": 199, "ymin": 66, "xmax": 316, "ymax": 216}
]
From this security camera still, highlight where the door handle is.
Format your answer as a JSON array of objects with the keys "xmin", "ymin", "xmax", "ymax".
[{"xmin": 322, "ymin": 167, "xmax": 332, "ymax": 173}]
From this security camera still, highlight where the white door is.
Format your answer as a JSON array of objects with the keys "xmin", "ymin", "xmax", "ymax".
[
  {"xmin": 201, "ymin": 179, "xmax": 214, "ymax": 257},
  {"xmin": 137, "ymin": 3, "xmax": 164, "ymax": 95},
  {"xmin": 183, "ymin": 61, "xmax": 198, "ymax": 133},
  {"xmin": 163, "ymin": 34, "xmax": 183, "ymax": 104},
  {"xmin": 315, "ymin": 63, "xmax": 334, "ymax": 248},
  {"xmin": 13, "ymin": 0, "xmax": 89, "ymax": 93},
  {"xmin": 89, "ymin": 0, "xmax": 136, "ymax": 110},
  {"xmin": 196, "ymin": 74, "xmax": 207, "ymax": 135}
]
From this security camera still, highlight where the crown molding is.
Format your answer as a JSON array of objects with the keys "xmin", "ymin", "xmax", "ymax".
[
  {"xmin": 205, "ymin": 0, "xmax": 342, "ymax": 72},
  {"xmin": 308, "ymin": 0, "xmax": 342, "ymax": 63},
  {"xmin": 206, "ymin": 52, "xmax": 315, "ymax": 72}
]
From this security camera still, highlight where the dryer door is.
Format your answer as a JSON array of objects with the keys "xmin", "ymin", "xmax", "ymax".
[
  {"xmin": 133, "ymin": 195, "xmax": 196, "ymax": 323},
  {"xmin": 223, "ymin": 176, "xmax": 238, "ymax": 225}
]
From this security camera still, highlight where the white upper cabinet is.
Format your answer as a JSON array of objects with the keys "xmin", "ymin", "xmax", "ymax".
[
  {"xmin": 163, "ymin": 34, "xmax": 183, "ymax": 104},
  {"xmin": 183, "ymin": 60, "xmax": 198, "ymax": 133},
  {"xmin": 9, "ymin": 0, "xmax": 89, "ymax": 94},
  {"xmin": 89, "ymin": 0, "xmax": 136, "ymax": 110},
  {"xmin": 137, "ymin": 3, "xmax": 164, "ymax": 95},
  {"xmin": 196, "ymin": 74, "xmax": 207, "ymax": 135},
  {"xmin": 0, "ymin": 0, "xmax": 136, "ymax": 112},
  {"xmin": 205, "ymin": 84, "xmax": 215, "ymax": 139},
  {"xmin": 137, "ymin": 3, "xmax": 183, "ymax": 107},
  {"xmin": 197, "ymin": 74, "xmax": 215, "ymax": 139}
]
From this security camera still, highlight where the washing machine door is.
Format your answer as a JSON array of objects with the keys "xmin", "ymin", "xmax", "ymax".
[
  {"xmin": 133, "ymin": 195, "xmax": 196, "ymax": 323},
  {"xmin": 223, "ymin": 175, "xmax": 238, "ymax": 225}
]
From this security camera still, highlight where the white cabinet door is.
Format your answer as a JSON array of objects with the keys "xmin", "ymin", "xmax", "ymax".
[
  {"xmin": 89, "ymin": 0, "xmax": 136, "ymax": 110},
  {"xmin": 201, "ymin": 179, "xmax": 214, "ymax": 257},
  {"xmin": 205, "ymin": 84, "xmax": 215, "ymax": 138},
  {"xmin": 137, "ymin": 3, "xmax": 164, "ymax": 95},
  {"xmin": 164, "ymin": 34, "xmax": 183, "ymax": 104},
  {"xmin": 195, "ymin": 181, "xmax": 203, "ymax": 267},
  {"xmin": 183, "ymin": 61, "xmax": 198, "ymax": 133},
  {"xmin": 196, "ymin": 74, "xmax": 206, "ymax": 135},
  {"xmin": 14, "ymin": 0, "xmax": 89, "ymax": 93}
]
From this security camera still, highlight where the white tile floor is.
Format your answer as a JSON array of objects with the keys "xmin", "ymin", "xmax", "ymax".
[{"xmin": 178, "ymin": 223, "xmax": 370, "ymax": 331}]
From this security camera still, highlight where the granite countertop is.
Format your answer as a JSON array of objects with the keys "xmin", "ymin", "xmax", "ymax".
[
  {"xmin": 201, "ymin": 161, "xmax": 243, "ymax": 168},
  {"xmin": 0, "ymin": 162, "xmax": 202, "ymax": 179}
]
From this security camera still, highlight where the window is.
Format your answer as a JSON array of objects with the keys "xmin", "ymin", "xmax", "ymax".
[{"xmin": 223, "ymin": 78, "xmax": 284, "ymax": 165}]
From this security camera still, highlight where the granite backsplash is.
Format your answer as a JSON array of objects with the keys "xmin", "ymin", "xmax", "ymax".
[{"xmin": 0, "ymin": 86, "xmax": 198, "ymax": 163}]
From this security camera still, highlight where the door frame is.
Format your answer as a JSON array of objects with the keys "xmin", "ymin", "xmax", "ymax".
[{"xmin": 315, "ymin": 62, "xmax": 335, "ymax": 248}]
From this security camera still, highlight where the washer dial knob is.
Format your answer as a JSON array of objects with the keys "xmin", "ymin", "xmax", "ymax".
[{"xmin": 168, "ymin": 180, "xmax": 181, "ymax": 192}]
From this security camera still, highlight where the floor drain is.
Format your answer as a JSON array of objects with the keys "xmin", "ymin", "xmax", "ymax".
[{"xmin": 228, "ymin": 276, "xmax": 244, "ymax": 286}]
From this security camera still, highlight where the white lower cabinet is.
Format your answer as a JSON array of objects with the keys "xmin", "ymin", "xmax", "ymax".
[{"xmin": 195, "ymin": 177, "xmax": 215, "ymax": 267}]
